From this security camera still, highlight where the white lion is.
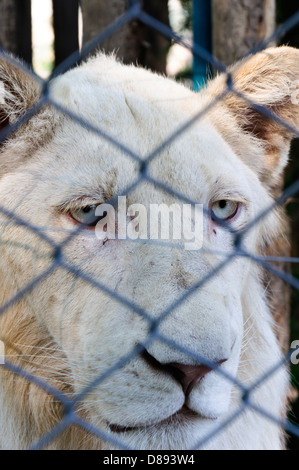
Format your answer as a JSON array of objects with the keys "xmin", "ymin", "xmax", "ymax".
[{"xmin": 0, "ymin": 46, "xmax": 298, "ymax": 450}]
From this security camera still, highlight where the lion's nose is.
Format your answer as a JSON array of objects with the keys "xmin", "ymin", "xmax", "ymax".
[
  {"xmin": 167, "ymin": 360, "xmax": 226, "ymax": 397},
  {"xmin": 142, "ymin": 349, "xmax": 227, "ymax": 397}
]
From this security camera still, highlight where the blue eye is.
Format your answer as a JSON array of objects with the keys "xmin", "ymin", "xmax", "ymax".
[
  {"xmin": 69, "ymin": 205, "xmax": 106, "ymax": 227},
  {"xmin": 211, "ymin": 200, "xmax": 239, "ymax": 221}
]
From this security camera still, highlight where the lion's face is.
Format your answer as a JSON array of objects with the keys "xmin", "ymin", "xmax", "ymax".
[
  {"xmin": 0, "ymin": 49, "xmax": 297, "ymax": 449},
  {"xmin": 0, "ymin": 56, "xmax": 280, "ymax": 449}
]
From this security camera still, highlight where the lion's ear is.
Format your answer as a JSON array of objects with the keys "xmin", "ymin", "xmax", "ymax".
[
  {"xmin": 0, "ymin": 59, "xmax": 40, "ymax": 136},
  {"xmin": 207, "ymin": 47, "xmax": 299, "ymax": 186},
  {"xmin": 0, "ymin": 58, "xmax": 57, "ymax": 176}
]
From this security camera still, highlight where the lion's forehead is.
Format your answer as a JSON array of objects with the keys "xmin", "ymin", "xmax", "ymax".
[
  {"xmin": 32, "ymin": 111, "xmax": 253, "ymax": 209},
  {"xmin": 41, "ymin": 58, "xmax": 257, "ymax": 205},
  {"xmin": 51, "ymin": 54, "xmax": 197, "ymax": 116}
]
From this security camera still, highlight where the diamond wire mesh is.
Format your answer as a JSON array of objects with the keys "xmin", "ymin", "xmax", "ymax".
[{"xmin": 0, "ymin": 0, "xmax": 298, "ymax": 450}]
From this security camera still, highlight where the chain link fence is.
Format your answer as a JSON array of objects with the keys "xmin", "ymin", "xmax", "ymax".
[{"xmin": 0, "ymin": 0, "xmax": 299, "ymax": 450}]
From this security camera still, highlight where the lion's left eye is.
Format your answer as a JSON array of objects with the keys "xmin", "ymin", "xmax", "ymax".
[
  {"xmin": 211, "ymin": 200, "xmax": 239, "ymax": 221},
  {"xmin": 69, "ymin": 205, "xmax": 102, "ymax": 227}
]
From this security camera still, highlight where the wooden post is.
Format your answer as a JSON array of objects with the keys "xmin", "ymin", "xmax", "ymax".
[
  {"xmin": 80, "ymin": 0, "xmax": 140, "ymax": 65},
  {"xmin": 0, "ymin": 0, "xmax": 18, "ymax": 55},
  {"xmin": 80, "ymin": 0, "xmax": 170, "ymax": 73},
  {"xmin": 137, "ymin": 0, "xmax": 170, "ymax": 74},
  {"xmin": 0, "ymin": 0, "xmax": 32, "ymax": 65},
  {"xmin": 212, "ymin": 0, "xmax": 276, "ymax": 64}
]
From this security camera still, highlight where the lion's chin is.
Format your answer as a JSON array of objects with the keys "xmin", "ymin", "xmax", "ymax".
[
  {"xmin": 103, "ymin": 406, "xmax": 223, "ymax": 451},
  {"xmin": 107, "ymin": 405, "xmax": 218, "ymax": 435}
]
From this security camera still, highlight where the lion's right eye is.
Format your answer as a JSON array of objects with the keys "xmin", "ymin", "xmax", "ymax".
[
  {"xmin": 69, "ymin": 205, "xmax": 105, "ymax": 227},
  {"xmin": 211, "ymin": 200, "xmax": 239, "ymax": 222}
]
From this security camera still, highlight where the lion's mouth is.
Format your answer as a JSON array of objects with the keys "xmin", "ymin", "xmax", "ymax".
[
  {"xmin": 108, "ymin": 405, "xmax": 213, "ymax": 434},
  {"xmin": 108, "ymin": 423, "xmax": 140, "ymax": 433},
  {"xmin": 107, "ymin": 350, "xmax": 220, "ymax": 434}
]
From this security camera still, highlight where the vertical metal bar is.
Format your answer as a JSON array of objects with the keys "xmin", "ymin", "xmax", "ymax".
[
  {"xmin": 192, "ymin": 0, "xmax": 212, "ymax": 90},
  {"xmin": 53, "ymin": 0, "xmax": 79, "ymax": 67},
  {"xmin": 15, "ymin": 0, "xmax": 32, "ymax": 65}
]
